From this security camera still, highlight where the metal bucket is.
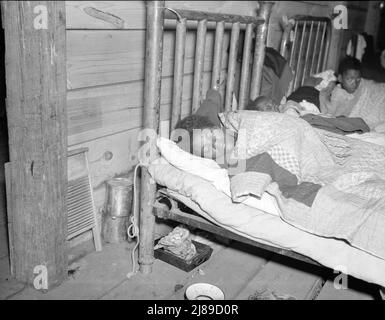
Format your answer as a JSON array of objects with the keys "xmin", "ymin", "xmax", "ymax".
[{"xmin": 102, "ymin": 177, "xmax": 133, "ymax": 243}]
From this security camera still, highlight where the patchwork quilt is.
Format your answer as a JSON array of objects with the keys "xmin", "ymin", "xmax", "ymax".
[{"xmin": 220, "ymin": 111, "xmax": 385, "ymax": 260}]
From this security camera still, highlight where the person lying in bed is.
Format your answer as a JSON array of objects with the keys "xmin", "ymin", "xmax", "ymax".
[
  {"xmin": 322, "ymin": 56, "xmax": 385, "ymax": 132},
  {"xmin": 285, "ymin": 72, "xmax": 337, "ymax": 115},
  {"xmin": 174, "ymin": 113, "xmax": 322, "ymax": 208},
  {"xmin": 245, "ymin": 96, "xmax": 279, "ymax": 112},
  {"xmin": 245, "ymin": 95, "xmax": 319, "ymax": 116},
  {"xmin": 245, "ymin": 70, "xmax": 336, "ymax": 115},
  {"xmin": 245, "ymin": 94, "xmax": 370, "ymax": 135}
]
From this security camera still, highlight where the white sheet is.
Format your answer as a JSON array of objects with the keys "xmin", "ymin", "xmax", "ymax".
[
  {"xmin": 148, "ymin": 161, "xmax": 385, "ymax": 287},
  {"xmin": 156, "ymin": 137, "xmax": 281, "ymax": 216}
]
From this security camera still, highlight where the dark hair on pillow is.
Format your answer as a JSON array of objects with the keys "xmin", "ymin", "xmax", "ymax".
[
  {"xmin": 175, "ymin": 114, "xmax": 216, "ymax": 134},
  {"xmin": 174, "ymin": 114, "xmax": 217, "ymax": 150}
]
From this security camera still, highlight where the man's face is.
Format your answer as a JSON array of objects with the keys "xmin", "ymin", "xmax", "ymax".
[
  {"xmin": 192, "ymin": 128, "xmax": 236, "ymax": 161},
  {"xmin": 339, "ymin": 69, "xmax": 361, "ymax": 94}
]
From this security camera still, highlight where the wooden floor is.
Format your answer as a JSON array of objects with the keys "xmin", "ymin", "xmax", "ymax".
[{"xmin": 0, "ymin": 234, "xmax": 381, "ymax": 300}]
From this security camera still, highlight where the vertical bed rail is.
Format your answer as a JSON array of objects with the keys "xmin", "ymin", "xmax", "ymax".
[
  {"xmin": 211, "ymin": 21, "xmax": 225, "ymax": 90},
  {"xmin": 192, "ymin": 20, "xmax": 208, "ymax": 113},
  {"xmin": 301, "ymin": 21, "xmax": 314, "ymax": 86},
  {"xmin": 171, "ymin": 18, "xmax": 187, "ymax": 130},
  {"xmin": 293, "ymin": 21, "xmax": 307, "ymax": 90},
  {"xmin": 250, "ymin": 2, "xmax": 274, "ymax": 100},
  {"xmin": 238, "ymin": 23, "xmax": 254, "ymax": 109},
  {"xmin": 139, "ymin": 0, "xmax": 165, "ymax": 274},
  {"xmin": 280, "ymin": 16, "xmax": 331, "ymax": 95},
  {"xmin": 165, "ymin": 2, "xmax": 273, "ymax": 116},
  {"xmin": 225, "ymin": 22, "xmax": 241, "ymax": 111}
]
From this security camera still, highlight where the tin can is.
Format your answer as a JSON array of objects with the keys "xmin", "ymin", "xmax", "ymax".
[{"xmin": 102, "ymin": 177, "xmax": 133, "ymax": 243}]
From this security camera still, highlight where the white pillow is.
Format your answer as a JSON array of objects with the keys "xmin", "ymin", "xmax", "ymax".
[
  {"xmin": 156, "ymin": 137, "xmax": 281, "ymax": 216},
  {"xmin": 156, "ymin": 137, "xmax": 231, "ymax": 196},
  {"xmin": 243, "ymin": 194, "xmax": 280, "ymax": 216}
]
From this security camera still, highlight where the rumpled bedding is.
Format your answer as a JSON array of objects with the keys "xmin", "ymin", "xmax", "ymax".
[
  {"xmin": 218, "ymin": 111, "xmax": 335, "ymax": 184},
  {"xmin": 348, "ymin": 79, "xmax": 385, "ymax": 130},
  {"xmin": 219, "ymin": 111, "xmax": 385, "ymax": 261},
  {"xmin": 148, "ymin": 160, "xmax": 385, "ymax": 287},
  {"xmin": 301, "ymin": 114, "xmax": 370, "ymax": 135},
  {"xmin": 347, "ymin": 132, "xmax": 385, "ymax": 147}
]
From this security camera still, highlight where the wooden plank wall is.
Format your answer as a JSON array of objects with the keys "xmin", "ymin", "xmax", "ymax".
[
  {"xmin": 64, "ymin": 1, "xmax": 353, "ymax": 244},
  {"xmin": 339, "ymin": 1, "xmax": 371, "ymax": 60},
  {"xmin": 66, "ymin": 1, "xmax": 250, "ymax": 222},
  {"xmin": 364, "ymin": 1, "xmax": 382, "ymax": 50}
]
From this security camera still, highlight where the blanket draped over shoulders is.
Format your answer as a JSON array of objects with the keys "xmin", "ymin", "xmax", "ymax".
[
  {"xmin": 348, "ymin": 79, "xmax": 385, "ymax": 130},
  {"xmin": 331, "ymin": 79, "xmax": 385, "ymax": 131}
]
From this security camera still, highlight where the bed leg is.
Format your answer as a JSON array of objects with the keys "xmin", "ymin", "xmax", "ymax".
[
  {"xmin": 139, "ymin": 0, "xmax": 165, "ymax": 274},
  {"xmin": 138, "ymin": 169, "xmax": 156, "ymax": 274}
]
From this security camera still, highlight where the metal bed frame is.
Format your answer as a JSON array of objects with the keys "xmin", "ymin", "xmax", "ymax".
[
  {"xmin": 138, "ymin": 0, "xmax": 273, "ymax": 274},
  {"xmin": 138, "ymin": 0, "xmax": 330, "ymax": 274},
  {"xmin": 279, "ymin": 15, "xmax": 332, "ymax": 95},
  {"xmin": 137, "ymin": 1, "xmax": 385, "ymax": 297},
  {"xmin": 137, "ymin": 2, "xmax": 385, "ymax": 298}
]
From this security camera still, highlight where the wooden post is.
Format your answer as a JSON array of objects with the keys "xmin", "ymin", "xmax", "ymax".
[
  {"xmin": 139, "ymin": 0, "xmax": 164, "ymax": 275},
  {"xmin": 250, "ymin": 2, "xmax": 274, "ymax": 100},
  {"xmin": 170, "ymin": 18, "xmax": 187, "ymax": 131},
  {"xmin": 1, "ymin": 1, "xmax": 67, "ymax": 288}
]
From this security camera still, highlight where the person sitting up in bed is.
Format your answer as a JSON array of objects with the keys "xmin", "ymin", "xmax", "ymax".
[
  {"xmin": 320, "ymin": 57, "xmax": 362, "ymax": 116},
  {"xmin": 321, "ymin": 56, "xmax": 385, "ymax": 131}
]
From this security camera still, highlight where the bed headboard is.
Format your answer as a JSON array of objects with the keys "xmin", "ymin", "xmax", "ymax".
[
  {"xmin": 139, "ymin": 0, "xmax": 273, "ymax": 274},
  {"xmin": 143, "ymin": 1, "xmax": 273, "ymax": 135},
  {"xmin": 279, "ymin": 15, "xmax": 332, "ymax": 95}
]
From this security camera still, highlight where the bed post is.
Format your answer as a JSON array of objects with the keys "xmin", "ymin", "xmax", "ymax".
[
  {"xmin": 250, "ymin": 1, "xmax": 274, "ymax": 100},
  {"xmin": 279, "ymin": 20, "xmax": 295, "ymax": 59},
  {"xmin": 139, "ymin": 0, "xmax": 165, "ymax": 274}
]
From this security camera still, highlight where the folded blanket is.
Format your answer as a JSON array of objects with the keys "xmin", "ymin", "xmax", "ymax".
[
  {"xmin": 231, "ymin": 152, "xmax": 321, "ymax": 207},
  {"xmin": 301, "ymin": 114, "xmax": 370, "ymax": 135}
]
